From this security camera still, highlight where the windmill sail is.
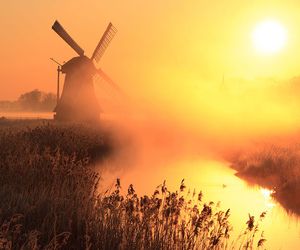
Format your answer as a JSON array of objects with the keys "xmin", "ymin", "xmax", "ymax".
[
  {"xmin": 91, "ymin": 23, "xmax": 117, "ymax": 63},
  {"xmin": 52, "ymin": 20, "xmax": 84, "ymax": 56},
  {"xmin": 94, "ymin": 70, "xmax": 125, "ymax": 112},
  {"xmin": 97, "ymin": 68, "xmax": 121, "ymax": 92}
]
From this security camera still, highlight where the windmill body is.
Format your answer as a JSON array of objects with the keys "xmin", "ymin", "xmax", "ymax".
[
  {"xmin": 52, "ymin": 21, "xmax": 117, "ymax": 122},
  {"xmin": 54, "ymin": 56, "xmax": 100, "ymax": 121}
]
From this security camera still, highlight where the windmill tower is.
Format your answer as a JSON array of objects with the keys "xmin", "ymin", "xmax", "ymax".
[{"xmin": 52, "ymin": 20, "xmax": 117, "ymax": 122}]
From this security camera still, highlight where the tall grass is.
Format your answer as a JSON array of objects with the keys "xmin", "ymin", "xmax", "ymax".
[
  {"xmin": 230, "ymin": 143, "xmax": 300, "ymax": 214},
  {"xmin": 0, "ymin": 123, "xmax": 111, "ymax": 248},
  {"xmin": 0, "ymin": 122, "xmax": 265, "ymax": 249}
]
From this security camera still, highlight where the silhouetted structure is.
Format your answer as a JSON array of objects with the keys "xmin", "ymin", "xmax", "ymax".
[{"xmin": 52, "ymin": 20, "xmax": 117, "ymax": 122}]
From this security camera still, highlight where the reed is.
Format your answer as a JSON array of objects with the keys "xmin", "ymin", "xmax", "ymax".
[
  {"xmin": 0, "ymin": 123, "xmax": 265, "ymax": 249},
  {"xmin": 230, "ymin": 143, "xmax": 300, "ymax": 214}
]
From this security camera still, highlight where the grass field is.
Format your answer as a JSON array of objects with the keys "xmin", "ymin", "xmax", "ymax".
[
  {"xmin": 0, "ymin": 120, "xmax": 265, "ymax": 249},
  {"xmin": 230, "ymin": 140, "xmax": 300, "ymax": 215}
]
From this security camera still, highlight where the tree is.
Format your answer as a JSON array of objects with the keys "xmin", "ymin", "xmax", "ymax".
[
  {"xmin": 17, "ymin": 89, "xmax": 56, "ymax": 111},
  {"xmin": 41, "ymin": 92, "xmax": 56, "ymax": 111}
]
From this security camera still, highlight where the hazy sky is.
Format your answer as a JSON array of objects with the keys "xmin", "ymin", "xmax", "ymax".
[{"xmin": 1, "ymin": 0, "xmax": 300, "ymax": 104}]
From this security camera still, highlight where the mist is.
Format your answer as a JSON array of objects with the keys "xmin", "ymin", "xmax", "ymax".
[
  {"xmin": 99, "ymin": 73, "xmax": 300, "ymax": 147},
  {"xmin": 95, "ymin": 72, "xmax": 300, "ymax": 199}
]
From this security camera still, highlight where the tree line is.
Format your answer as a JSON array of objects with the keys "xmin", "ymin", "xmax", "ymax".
[{"xmin": 0, "ymin": 89, "xmax": 56, "ymax": 112}]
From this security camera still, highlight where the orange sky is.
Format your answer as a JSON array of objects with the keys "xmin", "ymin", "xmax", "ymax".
[{"xmin": 2, "ymin": 0, "xmax": 300, "ymax": 132}]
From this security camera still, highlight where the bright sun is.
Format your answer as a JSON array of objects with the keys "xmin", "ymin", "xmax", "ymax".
[{"xmin": 252, "ymin": 20, "xmax": 287, "ymax": 54}]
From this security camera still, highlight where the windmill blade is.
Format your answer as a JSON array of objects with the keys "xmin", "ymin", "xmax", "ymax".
[
  {"xmin": 94, "ymin": 72, "xmax": 124, "ymax": 113},
  {"xmin": 91, "ymin": 23, "xmax": 117, "ymax": 63},
  {"xmin": 95, "ymin": 70, "xmax": 132, "ymax": 114},
  {"xmin": 95, "ymin": 75, "xmax": 120, "ymax": 105},
  {"xmin": 97, "ymin": 68, "xmax": 122, "ymax": 93},
  {"xmin": 52, "ymin": 20, "xmax": 84, "ymax": 56}
]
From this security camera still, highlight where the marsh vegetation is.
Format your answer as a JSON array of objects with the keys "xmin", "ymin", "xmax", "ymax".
[
  {"xmin": 230, "ymin": 141, "xmax": 300, "ymax": 215},
  {"xmin": 0, "ymin": 121, "xmax": 267, "ymax": 249}
]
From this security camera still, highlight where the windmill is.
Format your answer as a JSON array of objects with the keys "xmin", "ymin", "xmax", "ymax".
[{"xmin": 51, "ymin": 20, "xmax": 118, "ymax": 122}]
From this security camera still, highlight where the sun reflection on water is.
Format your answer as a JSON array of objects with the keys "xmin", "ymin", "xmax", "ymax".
[
  {"xmin": 260, "ymin": 187, "xmax": 276, "ymax": 209},
  {"xmin": 100, "ymin": 159, "xmax": 300, "ymax": 249}
]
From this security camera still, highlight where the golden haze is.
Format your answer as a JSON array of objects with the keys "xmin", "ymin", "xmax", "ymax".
[{"xmin": 1, "ymin": 1, "xmax": 300, "ymax": 136}]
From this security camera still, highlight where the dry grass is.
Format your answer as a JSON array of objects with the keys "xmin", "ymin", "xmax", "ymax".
[
  {"xmin": 230, "ymin": 143, "xmax": 300, "ymax": 214},
  {"xmin": 0, "ymin": 122, "xmax": 265, "ymax": 249}
]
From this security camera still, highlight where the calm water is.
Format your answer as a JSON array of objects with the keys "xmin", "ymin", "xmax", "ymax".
[
  {"xmin": 100, "ymin": 158, "xmax": 300, "ymax": 249},
  {"xmin": 0, "ymin": 112, "xmax": 116, "ymax": 121},
  {"xmin": 0, "ymin": 111, "xmax": 54, "ymax": 119}
]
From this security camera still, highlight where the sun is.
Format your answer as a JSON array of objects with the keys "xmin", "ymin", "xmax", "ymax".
[{"xmin": 252, "ymin": 20, "xmax": 287, "ymax": 54}]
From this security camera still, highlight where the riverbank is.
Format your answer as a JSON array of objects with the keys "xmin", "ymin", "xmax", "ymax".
[
  {"xmin": 0, "ymin": 121, "xmax": 266, "ymax": 249},
  {"xmin": 229, "ymin": 137, "xmax": 300, "ymax": 215}
]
